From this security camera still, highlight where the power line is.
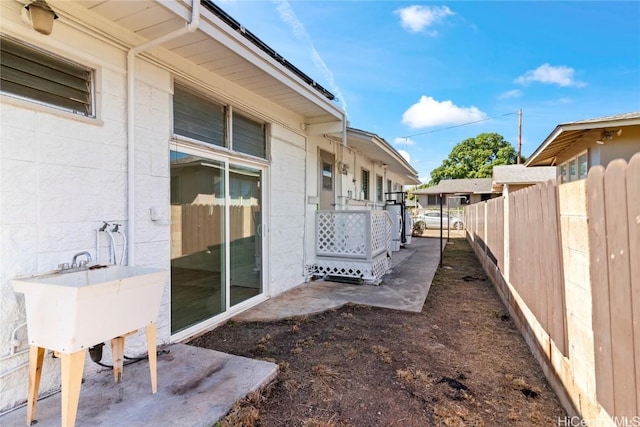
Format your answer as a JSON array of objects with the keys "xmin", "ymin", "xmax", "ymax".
[{"xmin": 399, "ymin": 111, "xmax": 518, "ymax": 141}]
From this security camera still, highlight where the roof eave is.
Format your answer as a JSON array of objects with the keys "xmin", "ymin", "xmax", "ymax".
[{"xmin": 525, "ymin": 115, "xmax": 640, "ymax": 167}]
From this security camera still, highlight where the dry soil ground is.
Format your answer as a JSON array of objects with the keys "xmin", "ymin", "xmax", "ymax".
[{"xmin": 189, "ymin": 236, "xmax": 566, "ymax": 426}]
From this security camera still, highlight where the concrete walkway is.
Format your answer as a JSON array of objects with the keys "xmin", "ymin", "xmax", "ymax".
[
  {"xmin": 1, "ymin": 237, "xmax": 441, "ymax": 427},
  {"xmin": 234, "ymin": 236, "xmax": 441, "ymax": 322}
]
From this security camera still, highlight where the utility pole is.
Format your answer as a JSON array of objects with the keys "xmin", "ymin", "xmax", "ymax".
[{"xmin": 517, "ymin": 108, "xmax": 522, "ymax": 164}]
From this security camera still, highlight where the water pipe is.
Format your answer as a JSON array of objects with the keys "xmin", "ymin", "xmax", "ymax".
[
  {"xmin": 0, "ymin": 322, "xmax": 27, "ymax": 362},
  {"xmin": 112, "ymin": 223, "xmax": 127, "ymax": 265},
  {"xmin": 104, "ymin": 228, "xmax": 117, "ymax": 265},
  {"xmin": 126, "ymin": 0, "xmax": 201, "ymax": 266}
]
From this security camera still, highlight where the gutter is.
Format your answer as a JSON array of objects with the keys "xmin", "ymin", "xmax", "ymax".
[
  {"xmin": 127, "ymin": 0, "xmax": 201, "ymax": 265},
  {"xmin": 201, "ymin": 0, "xmax": 335, "ymax": 101}
]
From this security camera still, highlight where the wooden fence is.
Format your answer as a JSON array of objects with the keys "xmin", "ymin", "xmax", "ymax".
[
  {"xmin": 465, "ymin": 152, "xmax": 640, "ymax": 420},
  {"xmin": 587, "ymin": 155, "xmax": 640, "ymax": 418},
  {"xmin": 467, "ymin": 183, "xmax": 567, "ymax": 356},
  {"xmin": 171, "ymin": 204, "xmax": 258, "ymax": 256},
  {"xmin": 509, "ymin": 181, "xmax": 567, "ymax": 356}
]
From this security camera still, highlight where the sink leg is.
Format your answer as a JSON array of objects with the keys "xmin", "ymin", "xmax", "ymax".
[
  {"xmin": 27, "ymin": 346, "xmax": 45, "ymax": 426},
  {"xmin": 110, "ymin": 337, "xmax": 125, "ymax": 383},
  {"xmin": 60, "ymin": 350, "xmax": 86, "ymax": 427},
  {"xmin": 145, "ymin": 323, "xmax": 157, "ymax": 394}
]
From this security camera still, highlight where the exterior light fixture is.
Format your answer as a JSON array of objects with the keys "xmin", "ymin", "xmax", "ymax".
[
  {"xmin": 595, "ymin": 128, "xmax": 622, "ymax": 145},
  {"xmin": 25, "ymin": 0, "xmax": 58, "ymax": 35}
]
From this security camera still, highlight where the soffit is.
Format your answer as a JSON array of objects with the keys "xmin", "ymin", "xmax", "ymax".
[
  {"xmin": 346, "ymin": 131, "xmax": 420, "ymax": 185},
  {"xmin": 525, "ymin": 112, "xmax": 640, "ymax": 166},
  {"xmin": 526, "ymin": 129, "xmax": 591, "ymax": 166},
  {"xmin": 73, "ymin": 0, "xmax": 343, "ymax": 124}
]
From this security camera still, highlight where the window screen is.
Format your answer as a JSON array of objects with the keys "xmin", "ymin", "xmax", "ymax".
[
  {"xmin": 173, "ymin": 84, "xmax": 225, "ymax": 147},
  {"xmin": 376, "ymin": 175, "xmax": 383, "ymax": 202},
  {"xmin": 361, "ymin": 169, "xmax": 370, "ymax": 200},
  {"xmin": 232, "ymin": 112, "xmax": 266, "ymax": 159},
  {"xmin": 0, "ymin": 36, "xmax": 94, "ymax": 117},
  {"xmin": 578, "ymin": 153, "xmax": 588, "ymax": 179}
]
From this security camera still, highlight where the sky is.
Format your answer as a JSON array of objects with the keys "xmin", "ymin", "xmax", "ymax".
[{"xmin": 216, "ymin": 0, "xmax": 640, "ymax": 183}]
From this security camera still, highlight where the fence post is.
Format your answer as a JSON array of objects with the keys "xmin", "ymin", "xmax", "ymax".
[
  {"xmin": 503, "ymin": 189, "xmax": 510, "ymax": 283},
  {"xmin": 483, "ymin": 200, "xmax": 488, "ymax": 255}
]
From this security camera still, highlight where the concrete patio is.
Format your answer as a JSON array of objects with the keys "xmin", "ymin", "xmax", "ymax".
[
  {"xmin": 1, "ymin": 236, "xmax": 442, "ymax": 427},
  {"xmin": 234, "ymin": 236, "xmax": 442, "ymax": 322}
]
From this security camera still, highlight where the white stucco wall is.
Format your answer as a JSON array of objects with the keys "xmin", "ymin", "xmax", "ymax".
[
  {"xmin": 0, "ymin": 0, "xmax": 339, "ymax": 411},
  {"xmin": 269, "ymin": 125, "xmax": 307, "ymax": 295},
  {"xmin": 0, "ymin": 2, "xmax": 179, "ymax": 409}
]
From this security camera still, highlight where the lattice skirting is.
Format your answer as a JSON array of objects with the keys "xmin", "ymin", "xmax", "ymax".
[{"xmin": 311, "ymin": 252, "xmax": 390, "ymax": 284}]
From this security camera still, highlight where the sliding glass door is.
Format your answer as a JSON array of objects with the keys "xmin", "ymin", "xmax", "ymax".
[
  {"xmin": 229, "ymin": 164, "xmax": 262, "ymax": 306},
  {"xmin": 170, "ymin": 149, "xmax": 264, "ymax": 334}
]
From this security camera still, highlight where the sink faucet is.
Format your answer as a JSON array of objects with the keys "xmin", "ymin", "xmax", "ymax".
[{"xmin": 71, "ymin": 251, "xmax": 92, "ymax": 269}]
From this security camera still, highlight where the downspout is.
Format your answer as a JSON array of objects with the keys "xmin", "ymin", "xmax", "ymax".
[
  {"xmin": 342, "ymin": 112, "xmax": 347, "ymax": 146},
  {"xmin": 126, "ymin": 0, "xmax": 201, "ymax": 265}
]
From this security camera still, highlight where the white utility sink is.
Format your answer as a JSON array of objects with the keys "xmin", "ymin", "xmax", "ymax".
[{"xmin": 13, "ymin": 266, "xmax": 168, "ymax": 353}]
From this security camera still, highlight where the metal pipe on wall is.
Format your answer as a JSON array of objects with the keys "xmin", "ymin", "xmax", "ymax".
[{"xmin": 126, "ymin": 0, "xmax": 201, "ymax": 265}]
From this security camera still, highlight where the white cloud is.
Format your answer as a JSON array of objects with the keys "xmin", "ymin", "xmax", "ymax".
[
  {"xmin": 515, "ymin": 63, "xmax": 586, "ymax": 87},
  {"xmin": 401, "ymin": 96, "xmax": 488, "ymax": 129},
  {"xmin": 394, "ymin": 137, "xmax": 416, "ymax": 146},
  {"xmin": 395, "ymin": 5, "xmax": 454, "ymax": 34},
  {"xmin": 397, "ymin": 150, "xmax": 411, "ymax": 163},
  {"xmin": 498, "ymin": 89, "xmax": 523, "ymax": 100}
]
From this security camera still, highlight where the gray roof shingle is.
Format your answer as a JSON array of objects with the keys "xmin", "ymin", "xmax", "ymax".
[
  {"xmin": 492, "ymin": 165, "xmax": 556, "ymax": 184},
  {"xmin": 411, "ymin": 178, "xmax": 494, "ymax": 195}
]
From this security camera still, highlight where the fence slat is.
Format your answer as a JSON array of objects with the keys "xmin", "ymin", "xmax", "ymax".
[
  {"xmin": 625, "ymin": 154, "xmax": 640, "ymax": 415},
  {"xmin": 604, "ymin": 160, "xmax": 637, "ymax": 417},
  {"xmin": 531, "ymin": 185, "xmax": 545, "ymax": 329},
  {"xmin": 496, "ymin": 197, "xmax": 504, "ymax": 271},
  {"xmin": 587, "ymin": 165, "xmax": 616, "ymax": 414},
  {"xmin": 509, "ymin": 190, "xmax": 520, "ymax": 297},
  {"xmin": 545, "ymin": 181, "xmax": 568, "ymax": 355}
]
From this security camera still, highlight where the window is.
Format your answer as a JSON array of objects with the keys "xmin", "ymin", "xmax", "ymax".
[
  {"xmin": 232, "ymin": 112, "xmax": 266, "ymax": 159},
  {"xmin": 0, "ymin": 36, "xmax": 94, "ymax": 117},
  {"xmin": 376, "ymin": 175, "xmax": 383, "ymax": 202},
  {"xmin": 173, "ymin": 84, "xmax": 268, "ymax": 159},
  {"xmin": 427, "ymin": 195, "xmax": 437, "ymax": 206},
  {"xmin": 560, "ymin": 164, "xmax": 568, "ymax": 183},
  {"xmin": 174, "ymin": 84, "xmax": 225, "ymax": 147},
  {"xmin": 560, "ymin": 150, "xmax": 588, "ymax": 183},
  {"xmin": 322, "ymin": 161, "xmax": 333, "ymax": 190},
  {"xmin": 578, "ymin": 153, "xmax": 588, "ymax": 179},
  {"xmin": 569, "ymin": 160, "xmax": 577, "ymax": 181},
  {"xmin": 386, "ymin": 179, "xmax": 392, "ymax": 195},
  {"xmin": 361, "ymin": 169, "xmax": 370, "ymax": 200}
]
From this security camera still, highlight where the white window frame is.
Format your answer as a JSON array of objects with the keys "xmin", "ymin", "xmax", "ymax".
[
  {"xmin": 0, "ymin": 35, "xmax": 96, "ymax": 119},
  {"xmin": 361, "ymin": 168, "xmax": 370, "ymax": 200},
  {"xmin": 169, "ymin": 140, "xmax": 270, "ymax": 342},
  {"xmin": 172, "ymin": 81, "xmax": 269, "ymax": 162},
  {"xmin": 559, "ymin": 150, "xmax": 588, "ymax": 183},
  {"xmin": 376, "ymin": 174, "xmax": 383, "ymax": 202}
]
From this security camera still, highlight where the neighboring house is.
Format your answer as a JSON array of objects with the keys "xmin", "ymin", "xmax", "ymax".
[
  {"xmin": 0, "ymin": 0, "xmax": 417, "ymax": 412},
  {"xmin": 491, "ymin": 164, "xmax": 557, "ymax": 195},
  {"xmin": 411, "ymin": 178, "xmax": 499, "ymax": 208},
  {"xmin": 525, "ymin": 111, "xmax": 640, "ymax": 182}
]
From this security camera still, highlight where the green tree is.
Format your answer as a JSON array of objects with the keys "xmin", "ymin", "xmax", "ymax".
[{"xmin": 429, "ymin": 133, "xmax": 517, "ymax": 185}]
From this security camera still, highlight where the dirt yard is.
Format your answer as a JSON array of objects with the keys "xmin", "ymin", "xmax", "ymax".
[{"xmin": 189, "ymin": 236, "xmax": 566, "ymax": 426}]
